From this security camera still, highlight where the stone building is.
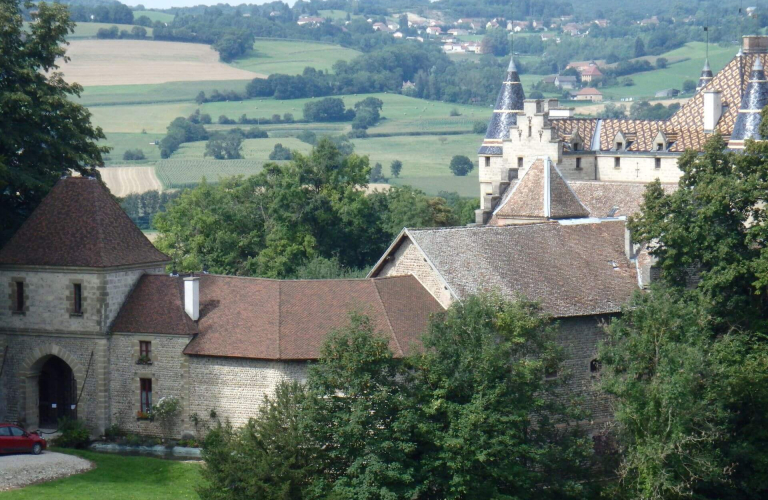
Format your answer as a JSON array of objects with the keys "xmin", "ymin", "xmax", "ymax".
[
  {"xmin": 0, "ymin": 177, "xmax": 442, "ymax": 436},
  {"xmin": 476, "ymin": 35, "xmax": 768, "ymax": 223}
]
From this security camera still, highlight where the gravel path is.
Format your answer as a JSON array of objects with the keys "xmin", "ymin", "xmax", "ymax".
[{"xmin": 0, "ymin": 451, "xmax": 93, "ymax": 491}]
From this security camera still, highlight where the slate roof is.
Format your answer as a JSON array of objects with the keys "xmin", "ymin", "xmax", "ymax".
[
  {"xmin": 0, "ymin": 177, "xmax": 170, "ymax": 268},
  {"xmin": 568, "ymin": 181, "xmax": 677, "ymax": 218},
  {"xmin": 493, "ymin": 158, "xmax": 590, "ymax": 219},
  {"xmin": 113, "ymin": 274, "xmax": 443, "ymax": 360},
  {"xmin": 400, "ymin": 220, "xmax": 638, "ymax": 318},
  {"xmin": 479, "ymin": 58, "xmax": 525, "ymax": 155},
  {"xmin": 729, "ymin": 58, "xmax": 768, "ymax": 144}
]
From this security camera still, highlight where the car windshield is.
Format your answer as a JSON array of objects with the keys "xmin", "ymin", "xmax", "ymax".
[{"xmin": 10, "ymin": 427, "xmax": 24, "ymax": 437}]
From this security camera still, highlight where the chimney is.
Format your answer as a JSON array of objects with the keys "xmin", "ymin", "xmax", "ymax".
[
  {"xmin": 742, "ymin": 35, "xmax": 768, "ymax": 54},
  {"xmin": 184, "ymin": 277, "xmax": 199, "ymax": 321},
  {"xmin": 703, "ymin": 90, "xmax": 722, "ymax": 133}
]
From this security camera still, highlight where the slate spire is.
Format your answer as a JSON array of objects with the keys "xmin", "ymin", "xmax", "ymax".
[
  {"xmin": 697, "ymin": 59, "xmax": 713, "ymax": 91},
  {"xmin": 478, "ymin": 57, "xmax": 526, "ymax": 156},
  {"xmin": 729, "ymin": 57, "xmax": 768, "ymax": 148}
]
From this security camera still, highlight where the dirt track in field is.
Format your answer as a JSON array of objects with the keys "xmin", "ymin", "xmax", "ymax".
[
  {"xmin": 59, "ymin": 40, "xmax": 264, "ymax": 86},
  {"xmin": 98, "ymin": 166, "xmax": 163, "ymax": 196}
]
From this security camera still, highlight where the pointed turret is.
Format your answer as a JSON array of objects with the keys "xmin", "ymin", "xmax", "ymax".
[
  {"xmin": 697, "ymin": 59, "xmax": 713, "ymax": 91},
  {"xmin": 729, "ymin": 57, "xmax": 768, "ymax": 148},
  {"xmin": 478, "ymin": 57, "xmax": 526, "ymax": 156}
]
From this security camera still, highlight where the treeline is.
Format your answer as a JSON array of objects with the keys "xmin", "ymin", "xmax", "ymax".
[
  {"xmin": 64, "ymin": 2, "xmax": 134, "ymax": 24},
  {"xmin": 154, "ymin": 138, "xmax": 479, "ymax": 278},
  {"xmin": 96, "ymin": 25, "xmax": 147, "ymax": 39},
  {"xmin": 120, "ymin": 190, "xmax": 181, "ymax": 230}
]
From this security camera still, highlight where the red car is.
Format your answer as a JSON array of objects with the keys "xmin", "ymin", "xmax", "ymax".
[{"xmin": 0, "ymin": 423, "xmax": 47, "ymax": 455}]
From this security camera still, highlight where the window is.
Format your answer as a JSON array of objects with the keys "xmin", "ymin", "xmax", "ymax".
[
  {"xmin": 590, "ymin": 359, "xmax": 602, "ymax": 374},
  {"xmin": 517, "ymin": 157, "xmax": 524, "ymax": 169},
  {"xmin": 575, "ymin": 158, "xmax": 582, "ymax": 170},
  {"xmin": 655, "ymin": 158, "xmax": 661, "ymax": 169},
  {"xmin": 615, "ymin": 142, "xmax": 623, "ymax": 150},
  {"xmin": 14, "ymin": 282, "xmax": 24, "ymax": 312},
  {"xmin": 140, "ymin": 379, "xmax": 152, "ymax": 414},
  {"xmin": 140, "ymin": 341, "xmax": 151, "ymax": 359},
  {"xmin": 614, "ymin": 157, "xmax": 621, "ymax": 169},
  {"xmin": 73, "ymin": 284, "xmax": 82, "ymax": 315},
  {"xmin": 9, "ymin": 427, "xmax": 24, "ymax": 437},
  {"xmin": 528, "ymin": 125, "xmax": 532, "ymax": 137},
  {"xmin": 573, "ymin": 142, "xmax": 580, "ymax": 151},
  {"xmin": 0, "ymin": 427, "xmax": 10, "ymax": 437},
  {"xmin": 656, "ymin": 143, "xmax": 664, "ymax": 151},
  {"xmin": 484, "ymin": 156, "xmax": 490, "ymax": 168}
]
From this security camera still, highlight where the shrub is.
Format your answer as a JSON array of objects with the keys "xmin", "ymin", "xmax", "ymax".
[
  {"xmin": 369, "ymin": 162, "xmax": 387, "ymax": 183},
  {"xmin": 390, "ymin": 160, "xmax": 402, "ymax": 178},
  {"xmin": 269, "ymin": 143, "xmax": 292, "ymax": 160},
  {"xmin": 297, "ymin": 129, "xmax": 317, "ymax": 145},
  {"xmin": 104, "ymin": 423, "xmax": 126, "ymax": 441},
  {"xmin": 449, "ymin": 107, "xmax": 461, "ymax": 117},
  {"xmin": 152, "ymin": 396, "xmax": 181, "ymax": 440},
  {"xmin": 123, "ymin": 149, "xmax": 146, "ymax": 161},
  {"xmin": 218, "ymin": 115, "xmax": 236, "ymax": 125},
  {"xmin": 53, "ymin": 417, "xmax": 90, "ymax": 449},
  {"xmin": 472, "ymin": 121, "xmax": 488, "ymax": 134}
]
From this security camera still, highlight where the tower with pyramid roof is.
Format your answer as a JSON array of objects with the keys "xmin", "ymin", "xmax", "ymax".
[
  {"xmin": 728, "ymin": 57, "xmax": 768, "ymax": 148},
  {"xmin": 478, "ymin": 58, "xmax": 526, "ymax": 158}
]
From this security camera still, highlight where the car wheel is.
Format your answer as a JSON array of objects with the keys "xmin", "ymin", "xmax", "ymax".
[{"xmin": 32, "ymin": 443, "xmax": 42, "ymax": 455}]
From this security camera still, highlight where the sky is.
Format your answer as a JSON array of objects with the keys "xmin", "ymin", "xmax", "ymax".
[{"xmin": 131, "ymin": 0, "xmax": 295, "ymax": 8}]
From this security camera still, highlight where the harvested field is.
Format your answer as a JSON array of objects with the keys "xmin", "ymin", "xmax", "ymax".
[
  {"xmin": 98, "ymin": 166, "xmax": 163, "ymax": 196},
  {"xmin": 61, "ymin": 40, "xmax": 263, "ymax": 87}
]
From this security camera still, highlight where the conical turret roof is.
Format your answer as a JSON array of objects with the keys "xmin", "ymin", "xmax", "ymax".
[
  {"xmin": 697, "ymin": 58, "xmax": 714, "ymax": 90},
  {"xmin": 493, "ymin": 158, "xmax": 590, "ymax": 220},
  {"xmin": 729, "ymin": 57, "xmax": 768, "ymax": 146},
  {"xmin": 478, "ymin": 57, "xmax": 525, "ymax": 155}
]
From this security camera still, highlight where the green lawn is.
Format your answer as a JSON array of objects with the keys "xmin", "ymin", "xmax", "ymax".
[
  {"xmin": 133, "ymin": 10, "xmax": 175, "ymax": 23},
  {"xmin": 229, "ymin": 39, "xmax": 361, "ymax": 75},
  {"xmin": 102, "ymin": 133, "xmax": 164, "ymax": 165},
  {"xmin": 0, "ymin": 449, "xmax": 200, "ymax": 500},
  {"xmin": 600, "ymin": 42, "xmax": 737, "ymax": 100},
  {"xmin": 88, "ymin": 93, "xmax": 487, "ymax": 135},
  {"xmin": 80, "ymin": 80, "xmax": 251, "ymax": 107},
  {"xmin": 69, "ymin": 22, "xmax": 153, "ymax": 39}
]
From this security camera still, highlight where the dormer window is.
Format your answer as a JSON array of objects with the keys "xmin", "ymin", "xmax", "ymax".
[
  {"xmin": 573, "ymin": 142, "xmax": 581, "ymax": 151},
  {"xmin": 616, "ymin": 142, "xmax": 623, "ymax": 150},
  {"xmin": 656, "ymin": 143, "xmax": 664, "ymax": 151}
]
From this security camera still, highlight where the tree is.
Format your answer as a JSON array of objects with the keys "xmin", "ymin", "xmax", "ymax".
[
  {"xmin": 413, "ymin": 295, "xmax": 595, "ymax": 499},
  {"xmin": 449, "ymin": 155, "xmax": 474, "ymax": 176},
  {"xmin": 130, "ymin": 26, "xmax": 147, "ymax": 39},
  {"xmin": 656, "ymin": 57, "xmax": 668, "ymax": 69},
  {"xmin": 472, "ymin": 121, "xmax": 488, "ymax": 134},
  {"xmin": 369, "ymin": 162, "xmax": 386, "ymax": 182},
  {"xmin": 390, "ymin": 160, "xmax": 402, "ymax": 178},
  {"xmin": 303, "ymin": 97, "xmax": 353, "ymax": 122},
  {"xmin": 634, "ymin": 37, "xmax": 646, "ymax": 58},
  {"xmin": 204, "ymin": 132, "xmax": 243, "ymax": 160},
  {"xmin": 135, "ymin": 15, "xmax": 152, "ymax": 27},
  {"xmin": 0, "ymin": 0, "xmax": 108, "ymax": 244},
  {"xmin": 682, "ymin": 79, "xmax": 697, "ymax": 93},
  {"xmin": 122, "ymin": 149, "xmax": 146, "ymax": 161},
  {"xmin": 268, "ymin": 143, "xmax": 292, "ymax": 161},
  {"xmin": 373, "ymin": 185, "xmax": 458, "ymax": 235}
]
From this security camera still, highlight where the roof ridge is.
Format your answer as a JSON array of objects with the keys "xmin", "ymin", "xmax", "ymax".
[
  {"xmin": 373, "ymin": 280, "xmax": 403, "ymax": 357},
  {"xmin": 277, "ymin": 280, "xmax": 282, "ymax": 359}
]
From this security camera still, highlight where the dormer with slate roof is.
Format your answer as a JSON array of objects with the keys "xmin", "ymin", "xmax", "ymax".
[{"xmin": 0, "ymin": 177, "xmax": 171, "ymax": 334}]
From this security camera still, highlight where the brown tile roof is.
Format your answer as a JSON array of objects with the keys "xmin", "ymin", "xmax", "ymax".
[
  {"xmin": 569, "ymin": 181, "xmax": 678, "ymax": 218},
  {"xmin": 113, "ymin": 274, "xmax": 443, "ymax": 360},
  {"xmin": 402, "ymin": 220, "xmax": 638, "ymax": 318},
  {"xmin": 494, "ymin": 158, "xmax": 590, "ymax": 220},
  {"xmin": 0, "ymin": 177, "xmax": 170, "ymax": 268},
  {"xmin": 575, "ymin": 87, "xmax": 602, "ymax": 95}
]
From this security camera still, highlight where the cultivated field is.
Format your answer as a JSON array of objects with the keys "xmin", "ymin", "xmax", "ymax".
[
  {"xmin": 98, "ymin": 166, "xmax": 164, "ymax": 196},
  {"xmin": 155, "ymin": 159, "xmax": 269, "ymax": 189},
  {"xmin": 67, "ymin": 22, "xmax": 152, "ymax": 39},
  {"xmin": 79, "ymin": 80, "xmax": 251, "ymax": 106},
  {"xmin": 229, "ymin": 39, "xmax": 361, "ymax": 75},
  {"xmin": 61, "ymin": 40, "xmax": 262, "ymax": 87},
  {"xmin": 133, "ymin": 10, "xmax": 175, "ymax": 23}
]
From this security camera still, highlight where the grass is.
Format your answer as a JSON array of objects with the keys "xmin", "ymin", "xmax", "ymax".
[
  {"xmin": 80, "ymin": 80, "xmax": 251, "ymax": 107},
  {"xmin": 102, "ymin": 133, "xmax": 164, "ymax": 165},
  {"xmin": 69, "ymin": 22, "xmax": 153, "ymax": 39},
  {"xmin": 133, "ymin": 10, "xmax": 175, "ymax": 23},
  {"xmin": 87, "ymin": 93, "xmax": 488, "ymax": 135},
  {"xmin": 0, "ymin": 449, "xmax": 200, "ymax": 499},
  {"xmin": 173, "ymin": 137, "xmax": 312, "ymax": 159},
  {"xmin": 229, "ymin": 39, "xmax": 361, "ymax": 75},
  {"xmin": 599, "ymin": 42, "xmax": 737, "ymax": 100},
  {"xmin": 155, "ymin": 158, "xmax": 269, "ymax": 188}
]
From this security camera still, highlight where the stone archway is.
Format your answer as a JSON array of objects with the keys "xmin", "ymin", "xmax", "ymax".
[{"xmin": 19, "ymin": 345, "xmax": 86, "ymax": 430}]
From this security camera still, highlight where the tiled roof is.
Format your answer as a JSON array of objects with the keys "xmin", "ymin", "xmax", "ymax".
[
  {"xmin": 581, "ymin": 66, "xmax": 603, "ymax": 76},
  {"xmin": 113, "ymin": 274, "xmax": 443, "ymax": 360},
  {"xmin": 405, "ymin": 221, "xmax": 639, "ymax": 317},
  {"xmin": 575, "ymin": 87, "xmax": 602, "ymax": 95},
  {"xmin": 569, "ymin": 181, "xmax": 677, "ymax": 218},
  {"xmin": 0, "ymin": 177, "xmax": 170, "ymax": 268},
  {"xmin": 493, "ymin": 158, "xmax": 590, "ymax": 219}
]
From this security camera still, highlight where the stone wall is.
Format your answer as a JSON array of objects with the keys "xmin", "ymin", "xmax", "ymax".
[
  {"xmin": 374, "ymin": 238, "xmax": 453, "ymax": 308},
  {"xmin": 108, "ymin": 333, "xmax": 192, "ymax": 438},
  {"xmin": 0, "ymin": 333, "xmax": 107, "ymax": 433},
  {"xmin": 593, "ymin": 155, "xmax": 681, "ymax": 183},
  {"xmin": 187, "ymin": 356, "xmax": 308, "ymax": 428},
  {"xmin": 0, "ymin": 266, "xmax": 163, "ymax": 335}
]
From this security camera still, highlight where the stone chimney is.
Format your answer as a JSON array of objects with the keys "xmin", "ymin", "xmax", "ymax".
[
  {"xmin": 742, "ymin": 35, "xmax": 768, "ymax": 54},
  {"xmin": 703, "ymin": 90, "xmax": 722, "ymax": 133},
  {"xmin": 184, "ymin": 276, "xmax": 199, "ymax": 321}
]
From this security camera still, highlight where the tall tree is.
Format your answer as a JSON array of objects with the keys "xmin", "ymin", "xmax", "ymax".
[{"xmin": 0, "ymin": 0, "xmax": 108, "ymax": 244}]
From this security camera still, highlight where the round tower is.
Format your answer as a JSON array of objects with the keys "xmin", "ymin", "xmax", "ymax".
[{"xmin": 729, "ymin": 57, "xmax": 768, "ymax": 148}]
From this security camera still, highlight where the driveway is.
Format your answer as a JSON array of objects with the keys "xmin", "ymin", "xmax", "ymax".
[{"xmin": 0, "ymin": 451, "xmax": 93, "ymax": 491}]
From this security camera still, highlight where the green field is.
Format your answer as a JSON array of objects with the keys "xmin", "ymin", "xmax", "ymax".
[
  {"xmin": 133, "ymin": 10, "xmax": 175, "ymax": 23},
  {"xmin": 229, "ymin": 39, "xmax": 361, "ymax": 75},
  {"xmin": 102, "ymin": 133, "xmax": 164, "ymax": 164},
  {"xmin": 88, "ymin": 93, "xmax": 488, "ymax": 135},
  {"xmin": 155, "ymin": 158, "xmax": 269, "ymax": 188},
  {"xmin": 0, "ymin": 449, "xmax": 200, "ymax": 500},
  {"xmin": 599, "ymin": 42, "xmax": 737, "ymax": 100},
  {"xmin": 79, "ymin": 80, "xmax": 251, "ymax": 107},
  {"xmin": 69, "ymin": 22, "xmax": 153, "ymax": 39}
]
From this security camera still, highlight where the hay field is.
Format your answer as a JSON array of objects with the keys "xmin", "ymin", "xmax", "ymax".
[
  {"xmin": 61, "ymin": 40, "xmax": 263, "ymax": 87},
  {"xmin": 98, "ymin": 166, "xmax": 163, "ymax": 196},
  {"xmin": 229, "ymin": 40, "xmax": 361, "ymax": 75}
]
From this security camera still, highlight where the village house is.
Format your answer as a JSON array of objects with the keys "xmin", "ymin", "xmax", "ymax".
[
  {"xmin": 580, "ymin": 64, "xmax": 603, "ymax": 83},
  {"xmin": 573, "ymin": 87, "xmax": 603, "ymax": 101}
]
